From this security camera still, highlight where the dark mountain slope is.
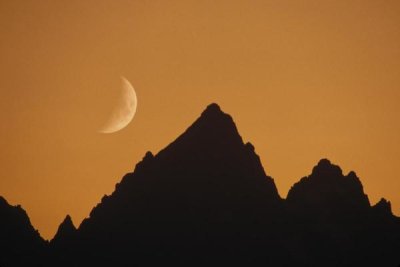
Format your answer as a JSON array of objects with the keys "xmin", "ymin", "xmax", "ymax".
[
  {"xmin": 65, "ymin": 103, "xmax": 288, "ymax": 266},
  {"xmin": 0, "ymin": 196, "xmax": 47, "ymax": 267}
]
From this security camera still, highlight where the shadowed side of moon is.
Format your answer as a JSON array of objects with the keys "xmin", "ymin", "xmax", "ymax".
[{"xmin": 98, "ymin": 77, "xmax": 137, "ymax": 134}]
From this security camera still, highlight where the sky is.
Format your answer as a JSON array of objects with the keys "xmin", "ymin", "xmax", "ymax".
[{"xmin": 1, "ymin": 0, "xmax": 399, "ymax": 240}]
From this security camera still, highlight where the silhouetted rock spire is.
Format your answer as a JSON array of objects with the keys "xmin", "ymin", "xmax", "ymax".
[{"xmin": 51, "ymin": 215, "xmax": 76, "ymax": 246}]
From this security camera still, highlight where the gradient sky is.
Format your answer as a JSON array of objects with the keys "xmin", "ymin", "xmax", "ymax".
[{"xmin": 1, "ymin": 0, "xmax": 399, "ymax": 240}]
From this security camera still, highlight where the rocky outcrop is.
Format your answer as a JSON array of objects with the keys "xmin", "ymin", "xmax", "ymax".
[{"xmin": 287, "ymin": 159, "xmax": 370, "ymax": 216}]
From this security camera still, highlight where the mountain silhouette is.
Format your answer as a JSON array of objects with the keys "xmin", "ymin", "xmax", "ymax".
[
  {"xmin": 0, "ymin": 196, "xmax": 47, "ymax": 267},
  {"xmin": 287, "ymin": 158, "xmax": 370, "ymax": 215},
  {"xmin": 69, "ymin": 103, "xmax": 288, "ymax": 266},
  {"xmin": 286, "ymin": 159, "xmax": 400, "ymax": 266},
  {"xmin": 1, "ymin": 103, "xmax": 400, "ymax": 266}
]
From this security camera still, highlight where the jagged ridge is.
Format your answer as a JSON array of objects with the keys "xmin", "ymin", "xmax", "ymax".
[{"xmin": 1, "ymin": 103, "xmax": 400, "ymax": 267}]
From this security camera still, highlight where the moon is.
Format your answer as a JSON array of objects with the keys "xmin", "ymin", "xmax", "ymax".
[{"xmin": 98, "ymin": 77, "xmax": 137, "ymax": 134}]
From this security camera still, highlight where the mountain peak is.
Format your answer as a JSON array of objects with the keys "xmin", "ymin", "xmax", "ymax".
[
  {"xmin": 90, "ymin": 102, "xmax": 282, "ymax": 231},
  {"xmin": 196, "ymin": 103, "xmax": 237, "ymax": 134},
  {"xmin": 312, "ymin": 158, "xmax": 343, "ymax": 177},
  {"xmin": 156, "ymin": 103, "xmax": 244, "ymax": 161},
  {"xmin": 287, "ymin": 159, "xmax": 370, "ymax": 213},
  {"xmin": 201, "ymin": 102, "xmax": 223, "ymax": 116},
  {"xmin": 61, "ymin": 215, "xmax": 75, "ymax": 228},
  {"xmin": 51, "ymin": 215, "xmax": 76, "ymax": 245},
  {"xmin": 126, "ymin": 104, "xmax": 280, "ymax": 199}
]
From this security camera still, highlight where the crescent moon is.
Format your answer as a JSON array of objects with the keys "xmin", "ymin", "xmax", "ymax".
[{"xmin": 98, "ymin": 77, "xmax": 137, "ymax": 134}]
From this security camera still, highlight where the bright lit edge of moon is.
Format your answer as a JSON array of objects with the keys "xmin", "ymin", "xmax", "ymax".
[{"xmin": 98, "ymin": 76, "xmax": 137, "ymax": 134}]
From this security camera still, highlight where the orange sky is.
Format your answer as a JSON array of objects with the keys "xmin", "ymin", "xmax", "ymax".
[{"xmin": 1, "ymin": 0, "xmax": 399, "ymax": 240}]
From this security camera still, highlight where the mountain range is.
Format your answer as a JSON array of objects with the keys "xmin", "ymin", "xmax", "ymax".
[{"xmin": 1, "ymin": 103, "xmax": 399, "ymax": 266}]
